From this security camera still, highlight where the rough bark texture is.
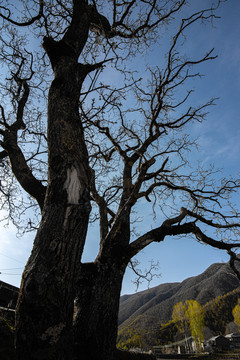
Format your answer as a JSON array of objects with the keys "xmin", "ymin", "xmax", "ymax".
[
  {"xmin": 74, "ymin": 260, "xmax": 127, "ymax": 360},
  {"xmin": 73, "ymin": 208, "xmax": 131, "ymax": 360},
  {"xmin": 15, "ymin": 8, "xmax": 92, "ymax": 357}
]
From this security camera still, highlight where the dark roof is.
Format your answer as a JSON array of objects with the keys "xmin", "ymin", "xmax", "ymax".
[
  {"xmin": 226, "ymin": 333, "xmax": 240, "ymax": 339},
  {"xmin": 0, "ymin": 280, "xmax": 19, "ymax": 309},
  {"xmin": 208, "ymin": 335, "xmax": 230, "ymax": 344}
]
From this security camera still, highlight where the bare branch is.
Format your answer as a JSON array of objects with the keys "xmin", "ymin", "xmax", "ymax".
[
  {"xmin": 0, "ymin": 0, "xmax": 44, "ymax": 27},
  {"xmin": 128, "ymin": 258, "xmax": 161, "ymax": 290},
  {"xmin": 0, "ymin": 65, "xmax": 46, "ymax": 210},
  {"xmin": 112, "ymin": 0, "xmax": 187, "ymax": 39},
  {"xmin": 192, "ymin": 224, "xmax": 240, "ymax": 251},
  {"xmin": 127, "ymin": 205, "xmax": 240, "ymax": 260},
  {"xmin": 185, "ymin": 208, "xmax": 240, "ymax": 229}
]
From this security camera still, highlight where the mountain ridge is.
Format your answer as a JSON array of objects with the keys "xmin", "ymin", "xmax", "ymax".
[{"xmin": 118, "ymin": 260, "xmax": 240, "ymax": 345}]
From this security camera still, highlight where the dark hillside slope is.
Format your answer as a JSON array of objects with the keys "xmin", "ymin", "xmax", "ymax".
[
  {"xmin": 119, "ymin": 282, "xmax": 180, "ymax": 326},
  {"xmin": 119, "ymin": 261, "xmax": 240, "ymax": 335}
]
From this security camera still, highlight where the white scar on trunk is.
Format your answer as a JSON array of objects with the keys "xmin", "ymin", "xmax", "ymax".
[{"xmin": 63, "ymin": 166, "xmax": 82, "ymax": 204}]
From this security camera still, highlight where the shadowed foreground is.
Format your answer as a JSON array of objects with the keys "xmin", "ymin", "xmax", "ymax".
[
  {"xmin": 0, "ymin": 310, "xmax": 156, "ymax": 360},
  {"xmin": 1, "ymin": 316, "xmax": 240, "ymax": 360}
]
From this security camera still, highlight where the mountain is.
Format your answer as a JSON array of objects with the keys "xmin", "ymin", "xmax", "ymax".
[{"xmin": 118, "ymin": 261, "xmax": 240, "ymax": 347}]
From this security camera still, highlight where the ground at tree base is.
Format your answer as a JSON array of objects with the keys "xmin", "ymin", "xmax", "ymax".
[
  {"xmin": 1, "ymin": 314, "xmax": 239, "ymax": 360},
  {"xmin": 116, "ymin": 349, "xmax": 156, "ymax": 360},
  {"xmin": 0, "ymin": 315, "xmax": 157, "ymax": 360}
]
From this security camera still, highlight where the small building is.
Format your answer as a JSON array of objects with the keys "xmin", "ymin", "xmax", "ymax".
[
  {"xmin": 153, "ymin": 336, "xmax": 198, "ymax": 355},
  {"xmin": 0, "ymin": 280, "xmax": 19, "ymax": 309},
  {"xmin": 225, "ymin": 333, "xmax": 240, "ymax": 348},
  {"xmin": 207, "ymin": 335, "xmax": 230, "ymax": 351}
]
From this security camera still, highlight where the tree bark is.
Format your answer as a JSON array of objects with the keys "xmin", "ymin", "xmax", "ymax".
[
  {"xmin": 74, "ymin": 260, "xmax": 127, "ymax": 360},
  {"xmin": 15, "ymin": 55, "xmax": 91, "ymax": 359},
  {"xmin": 72, "ymin": 202, "xmax": 131, "ymax": 360}
]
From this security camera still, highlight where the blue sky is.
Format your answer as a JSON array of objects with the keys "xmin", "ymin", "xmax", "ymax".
[{"xmin": 0, "ymin": 1, "xmax": 240, "ymax": 295}]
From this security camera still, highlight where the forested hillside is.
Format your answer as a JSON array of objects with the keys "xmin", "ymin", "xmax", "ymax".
[{"xmin": 118, "ymin": 261, "xmax": 240, "ymax": 349}]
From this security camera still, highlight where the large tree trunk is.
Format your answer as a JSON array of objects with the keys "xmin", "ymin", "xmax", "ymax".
[
  {"xmin": 15, "ymin": 56, "xmax": 91, "ymax": 360},
  {"xmin": 73, "ymin": 260, "xmax": 127, "ymax": 360},
  {"xmin": 73, "ymin": 209, "xmax": 131, "ymax": 360}
]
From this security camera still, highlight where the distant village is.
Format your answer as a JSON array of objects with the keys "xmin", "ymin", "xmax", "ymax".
[{"xmin": 153, "ymin": 333, "xmax": 240, "ymax": 357}]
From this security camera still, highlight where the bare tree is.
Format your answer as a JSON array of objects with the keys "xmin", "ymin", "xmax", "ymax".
[{"xmin": 0, "ymin": 1, "xmax": 239, "ymax": 359}]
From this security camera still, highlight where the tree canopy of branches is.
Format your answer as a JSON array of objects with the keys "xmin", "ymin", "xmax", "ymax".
[{"xmin": 0, "ymin": 1, "xmax": 239, "ymax": 359}]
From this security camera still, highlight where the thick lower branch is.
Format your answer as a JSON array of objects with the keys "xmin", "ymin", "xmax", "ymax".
[
  {"xmin": 127, "ymin": 221, "xmax": 195, "ymax": 260},
  {"xmin": 127, "ymin": 211, "xmax": 240, "ymax": 260},
  {"xmin": 192, "ymin": 224, "xmax": 240, "ymax": 250},
  {"xmin": 0, "ymin": 150, "xmax": 8, "ymax": 159},
  {"xmin": 3, "ymin": 136, "xmax": 46, "ymax": 210}
]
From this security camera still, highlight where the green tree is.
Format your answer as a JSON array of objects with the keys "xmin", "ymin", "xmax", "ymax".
[
  {"xmin": 117, "ymin": 327, "xmax": 144, "ymax": 350},
  {"xmin": 172, "ymin": 301, "xmax": 188, "ymax": 336},
  {"xmin": 0, "ymin": 1, "xmax": 240, "ymax": 360},
  {"xmin": 185, "ymin": 300, "xmax": 205, "ymax": 351},
  {"xmin": 233, "ymin": 300, "xmax": 240, "ymax": 328},
  {"xmin": 158, "ymin": 320, "xmax": 178, "ymax": 345},
  {"xmin": 172, "ymin": 300, "xmax": 205, "ymax": 351},
  {"xmin": 205, "ymin": 291, "xmax": 238, "ymax": 334}
]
